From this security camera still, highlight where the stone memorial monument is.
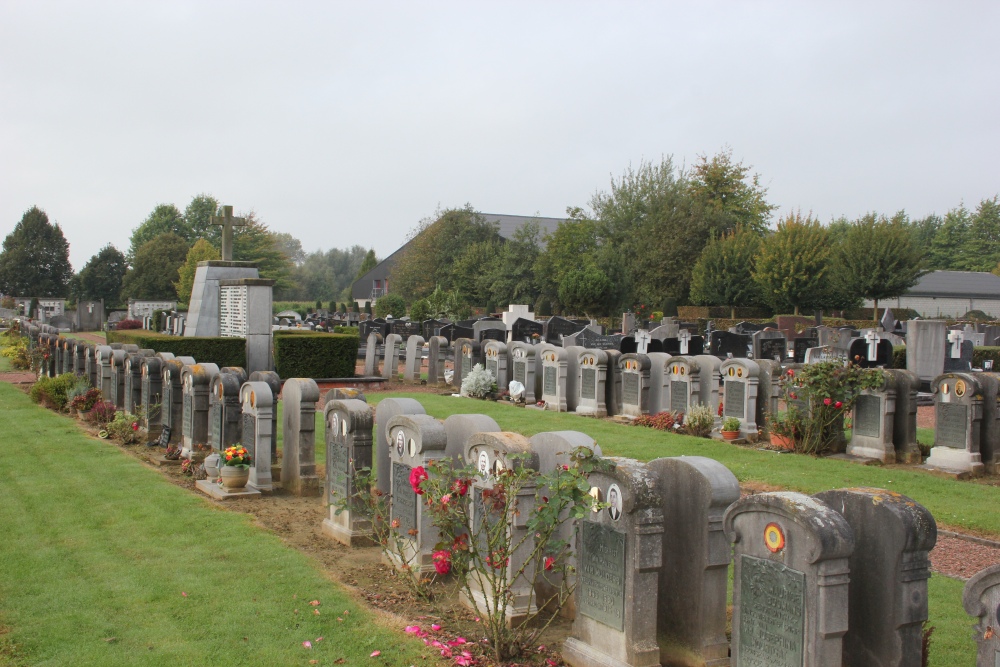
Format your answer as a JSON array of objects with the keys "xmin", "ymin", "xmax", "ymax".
[
  {"xmin": 180, "ymin": 363, "xmax": 221, "ymax": 456},
  {"xmin": 719, "ymin": 358, "xmax": 760, "ymax": 437},
  {"xmin": 925, "ymin": 372, "xmax": 985, "ymax": 475},
  {"xmin": 322, "ymin": 398, "xmax": 374, "ymax": 546},
  {"xmin": 281, "ymin": 378, "xmax": 322, "ymax": 496},
  {"xmin": 373, "ymin": 397, "xmax": 426, "ymax": 496},
  {"xmin": 576, "ymin": 349, "xmax": 610, "ymax": 417}
]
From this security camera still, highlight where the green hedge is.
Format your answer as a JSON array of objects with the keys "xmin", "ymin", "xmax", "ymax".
[
  {"xmin": 106, "ymin": 331, "xmax": 246, "ymax": 368},
  {"xmin": 272, "ymin": 332, "xmax": 357, "ymax": 379},
  {"xmin": 890, "ymin": 346, "xmax": 1000, "ymax": 371},
  {"xmin": 332, "ymin": 326, "xmax": 359, "ymax": 336}
]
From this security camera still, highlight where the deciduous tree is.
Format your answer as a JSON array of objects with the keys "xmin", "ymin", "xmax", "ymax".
[
  {"xmin": 73, "ymin": 244, "xmax": 127, "ymax": 307},
  {"xmin": 174, "ymin": 239, "xmax": 220, "ymax": 303},
  {"xmin": 127, "ymin": 204, "xmax": 187, "ymax": 262},
  {"xmin": 0, "ymin": 206, "xmax": 73, "ymax": 297},
  {"xmin": 689, "ymin": 227, "xmax": 764, "ymax": 317},
  {"xmin": 121, "ymin": 233, "xmax": 190, "ymax": 301},
  {"xmin": 753, "ymin": 212, "xmax": 831, "ymax": 315}
]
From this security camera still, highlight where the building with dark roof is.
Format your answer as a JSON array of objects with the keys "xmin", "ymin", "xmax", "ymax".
[
  {"xmin": 864, "ymin": 270, "xmax": 1000, "ymax": 318},
  {"xmin": 350, "ymin": 213, "xmax": 565, "ymax": 306}
]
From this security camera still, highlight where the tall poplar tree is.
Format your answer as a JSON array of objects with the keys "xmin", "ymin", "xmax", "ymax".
[{"xmin": 0, "ymin": 206, "xmax": 73, "ymax": 297}]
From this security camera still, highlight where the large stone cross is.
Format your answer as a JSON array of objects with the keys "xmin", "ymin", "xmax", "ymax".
[
  {"xmin": 210, "ymin": 205, "xmax": 247, "ymax": 261},
  {"xmin": 678, "ymin": 328, "xmax": 691, "ymax": 354},
  {"xmin": 865, "ymin": 330, "xmax": 880, "ymax": 362},
  {"xmin": 948, "ymin": 329, "xmax": 965, "ymax": 359}
]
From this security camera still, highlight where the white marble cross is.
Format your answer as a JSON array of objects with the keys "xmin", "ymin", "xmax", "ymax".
[
  {"xmin": 210, "ymin": 205, "xmax": 247, "ymax": 261},
  {"xmin": 948, "ymin": 330, "xmax": 965, "ymax": 359},
  {"xmin": 865, "ymin": 330, "xmax": 880, "ymax": 362},
  {"xmin": 678, "ymin": 329, "xmax": 691, "ymax": 354},
  {"xmin": 635, "ymin": 330, "xmax": 651, "ymax": 354}
]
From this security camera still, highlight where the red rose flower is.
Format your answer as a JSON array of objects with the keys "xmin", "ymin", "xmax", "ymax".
[
  {"xmin": 789, "ymin": 393, "xmax": 797, "ymax": 400},
  {"xmin": 787, "ymin": 369, "xmax": 794, "ymax": 376},
  {"xmin": 409, "ymin": 466, "xmax": 429, "ymax": 495},
  {"xmin": 451, "ymin": 479, "xmax": 469, "ymax": 496},
  {"xmin": 544, "ymin": 556, "xmax": 556, "ymax": 571},
  {"xmin": 823, "ymin": 398, "xmax": 832, "ymax": 406},
  {"xmin": 132, "ymin": 422, "xmax": 139, "ymax": 431},
  {"xmin": 432, "ymin": 549, "xmax": 451, "ymax": 575},
  {"xmin": 835, "ymin": 401, "xmax": 843, "ymax": 409}
]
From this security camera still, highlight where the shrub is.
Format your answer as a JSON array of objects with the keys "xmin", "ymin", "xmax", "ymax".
[
  {"xmin": 722, "ymin": 416, "xmax": 742, "ymax": 432},
  {"xmin": 460, "ymin": 363, "xmax": 496, "ymax": 398},
  {"xmin": 272, "ymin": 332, "xmax": 358, "ymax": 378},
  {"xmin": 374, "ymin": 293, "xmax": 405, "ymax": 319},
  {"xmin": 0, "ymin": 334, "xmax": 33, "ymax": 370},
  {"xmin": 29, "ymin": 373, "xmax": 77, "ymax": 410},
  {"xmin": 152, "ymin": 309, "xmax": 165, "ymax": 332},
  {"xmin": 69, "ymin": 387, "xmax": 103, "ymax": 413},
  {"xmin": 973, "ymin": 347, "xmax": 1000, "ymax": 370},
  {"xmin": 332, "ymin": 326, "xmax": 358, "ymax": 336},
  {"xmin": 107, "ymin": 330, "xmax": 245, "ymax": 368},
  {"xmin": 102, "ymin": 410, "xmax": 144, "ymax": 444},
  {"xmin": 116, "ymin": 319, "xmax": 143, "ymax": 330},
  {"xmin": 684, "ymin": 403, "xmax": 714, "ymax": 438},
  {"xmin": 86, "ymin": 401, "xmax": 117, "ymax": 426},
  {"xmin": 408, "ymin": 298, "xmax": 432, "ymax": 322},
  {"xmin": 633, "ymin": 411, "xmax": 678, "ymax": 431},
  {"xmin": 893, "ymin": 346, "xmax": 906, "ymax": 369}
]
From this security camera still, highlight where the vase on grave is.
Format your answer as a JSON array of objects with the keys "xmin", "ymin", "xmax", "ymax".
[
  {"xmin": 220, "ymin": 465, "xmax": 249, "ymax": 491},
  {"xmin": 770, "ymin": 433, "xmax": 795, "ymax": 450},
  {"xmin": 203, "ymin": 452, "xmax": 221, "ymax": 480}
]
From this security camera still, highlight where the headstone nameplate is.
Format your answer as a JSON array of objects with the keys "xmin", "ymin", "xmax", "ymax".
[
  {"xmin": 623, "ymin": 372, "xmax": 639, "ymax": 405},
  {"xmin": 738, "ymin": 555, "xmax": 805, "ymax": 667},
  {"xmin": 937, "ymin": 402, "xmax": 967, "ymax": 449},
  {"xmin": 724, "ymin": 381, "xmax": 745, "ymax": 418},
  {"xmin": 581, "ymin": 368, "xmax": 596, "ymax": 400},
  {"xmin": 391, "ymin": 462, "xmax": 417, "ymax": 533},
  {"xmin": 854, "ymin": 395, "xmax": 881, "ymax": 438},
  {"xmin": 578, "ymin": 521, "xmax": 626, "ymax": 631},
  {"xmin": 543, "ymin": 365, "xmax": 556, "ymax": 396},
  {"xmin": 670, "ymin": 380, "xmax": 687, "ymax": 414}
]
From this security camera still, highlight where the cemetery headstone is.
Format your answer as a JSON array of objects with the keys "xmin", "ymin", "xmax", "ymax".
[
  {"xmin": 241, "ymin": 380, "xmax": 274, "ymax": 491},
  {"xmin": 404, "ymin": 335, "xmax": 426, "ymax": 383},
  {"xmin": 925, "ymin": 372, "xmax": 985, "ymax": 475},
  {"xmin": 846, "ymin": 369, "xmax": 897, "ymax": 462},
  {"xmin": 724, "ymin": 492, "xmax": 854, "ymax": 667},
  {"xmin": 382, "ymin": 333, "xmax": 402, "ymax": 380},
  {"xmin": 248, "ymin": 370, "xmax": 281, "ymax": 467},
  {"xmin": 540, "ymin": 344, "xmax": 582, "ymax": 412},
  {"xmin": 85, "ymin": 344, "xmax": 97, "ymax": 388},
  {"xmin": 662, "ymin": 331, "xmax": 705, "ymax": 356},
  {"xmin": 322, "ymin": 398, "xmax": 374, "ymax": 546},
  {"xmin": 753, "ymin": 359, "xmax": 782, "ymax": 436},
  {"xmin": 511, "ymin": 317, "xmax": 543, "ymax": 343},
  {"xmin": 281, "ymin": 378, "xmax": 322, "ymax": 496},
  {"xmin": 426, "ymin": 335, "xmax": 449, "ymax": 386},
  {"xmin": 421, "ymin": 318, "xmax": 449, "ymax": 341},
  {"xmin": 509, "ymin": 342, "xmax": 541, "ymax": 403},
  {"xmin": 472, "ymin": 317, "xmax": 506, "ymax": 343},
  {"xmin": 562, "ymin": 457, "xmax": 663, "ymax": 667},
  {"xmin": 752, "ymin": 329, "xmax": 787, "ymax": 361},
  {"xmin": 816, "ymin": 488, "xmax": 936, "ymax": 667},
  {"xmin": 385, "ymin": 414, "xmax": 447, "ymax": 574},
  {"xmin": 603, "ymin": 349, "xmax": 623, "ymax": 417},
  {"xmin": 363, "ymin": 331, "xmax": 383, "ymax": 376},
  {"xmin": 665, "ymin": 355, "xmax": 718, "ymax": 418},
  {"xmin": 483, "ymin": 340, "xmax": 509, "ymax": 390},
  {"xmin": 109, "ymin": 349, "xmax": 128, "ymax": 408},
  {"xmin": 962, "ymin": 564, "xmax": 1000, "ymax": 666},
  {"xmin": 452, "ymin": 338, "xmax": 481, "ymax": 390},
  {"xmin": 709, "ymin": 330, "xmax": 751, "ymax": 359},
  {"xmin": 443, "ymin": 414, "xmax": 501, "ymax": 464},
  {"xmin": 888, "ymin": 369, "xmax": 922, "ymax": 463},
  {"xmin": 618, "ymin": 353, "xmax": 651, "ymax": 418},
  {"xmin": 544, "ymin": 315, "xmax": 585, "ymax": 343},
  {"xmin": 649, "ymin": 456, "xmax": 740, "ymax": 667},
  {"xmin": 160, "ymin": 357, "xmax": 194, "ymax": 446},
  {"xmin": 374, "ymin": 397, "xmax": 427, "ymax": 496},
  {"xmin": 140, "ymin": 356, "xmax": 168, "ymax": 435},
  {"xmin": 792, "ymin": 336, "xmax": 820, "ymax": 363},
  {"xmin": 976, "ymin": 372, "xmax": 1000, "ymax": 473},
  {"xmin": 906, "ymin": 320, "xmax": 947, "ymax": 385},
  {"xmin": 848, "ymin": 331, "xmax": 894, "ymax": 368},
  {"xmin": 180, "ymin": 363, "xmax": 221, "ymax": 456},
  {"xmin": 208, "ymin": 367, "xmax": 246, "ymax": 452},
  {"xmin": 576, "ymin": 349, "xmax": 609, "ymax": 417},
  {"xmin": 389, "ymin": 318, "xmax": 421, "ymax": 342},
  {"xmin": 123, "ymin": 351, "xmax": 151, "ymax": 414},
  {"xmin": 563, "ymin": 327, "xmax": 623, "ymax": 350},
  {"xmin": 944, "ymin": 330, "xmax": 974, "ymax": 373},
  {"xmin": 719, "ymin": 358, "xmax": 760, "ymax": 437}
]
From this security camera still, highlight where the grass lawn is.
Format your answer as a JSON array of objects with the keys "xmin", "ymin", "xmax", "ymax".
[
  {"xmin": 0, "ymin": 383, "xmax": 426, "ymax": 667},
  {"xmin": 0, "ymin": 355, "xmax": 11, "ymax": 372}
]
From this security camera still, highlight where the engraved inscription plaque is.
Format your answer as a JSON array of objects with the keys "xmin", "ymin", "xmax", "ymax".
[
  {"xmin": 209, "ymin": 403, "xmax": 222, "ymax": 449},
  {"xmin": 738, "ymin": 555, "xmax": 805, "ymax": 667},
  {"xmin": 462, "ymin": 355, "xmax": 472, "ymax": 376},
  {"xmin": 623, "ymin": 373, "xmax": 639, "ymax": 406},
  {"xmin": 581, "ymin": 368, "xmax": 596, "ymax": 400},
  {"xmin": 579, "ymin": 521, "xmax": 626, "ymax": 631},
  {"xmin": 670, "ymin": 380, "xmax": 688, "ymax": 413},
  {"xmin": 724, "ymin": 381, "xmax": 746, "ymax": 419},
  {"xmin": 182, "ymin": 393, "xmax": 193, "ymax": 437},
  {"xmin": 392, "ymin": 462, "xmax": 418, "ymax": 534},
  {"xmin": 937, "ymin": 402, "xmax": 968, "ymax": 449},
  {"xmin": 543, "ymin": 366, "xmax": 557, "ymax": 397},
  {"xmin": 854, "ymin": 395, "xmax": 881, "ymax": 438},
  {"xmin": 161, "ymin": 384, "xmax": 173, "ymax": 429},
  {"xmin": 513, "ymin": 361, "xmax": 526, "ymax": 385},
  {"xmin": 328, "ymin": 435, "xmax": 348, "ymax": 502},
  {"xmin": 242, "ymin": 413, "xmax": 256, "ymax": 459},
  {"xmin": 487, "ymin": 359, "xmax": 498, "ymax": 379}
]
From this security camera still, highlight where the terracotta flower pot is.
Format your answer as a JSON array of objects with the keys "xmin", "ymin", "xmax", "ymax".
[
  {"xmin": 770, "ymin": 433, "xmax": 795, "ymax": 450},
  {"xmin": 220, "ymin": 465, "xmax": 250, "ymax": 491},
  {"xmin": 721, "ymin": 430, "xmax": 740, "ymax": 441}
]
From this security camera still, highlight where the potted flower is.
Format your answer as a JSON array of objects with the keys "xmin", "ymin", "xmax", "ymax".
[
  {"xmin": 720, "ymin": 416, "xmax": 742, "ymax": 441},
  {"xmin": 766, "ymin": 411, "xmax": 800, "ymax": 450},
  {"xmin": 220, "ymin": 444, "xmax": 252, "ymax": 491}
]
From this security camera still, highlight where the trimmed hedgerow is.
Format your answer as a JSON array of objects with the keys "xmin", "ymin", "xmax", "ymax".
[
  {"xmin": 106, "ymin": 330, "xmax": 246, "ymax": 368},
  {"xmin": 332, "ymin": 326, "xmax": 359, "ymax": 336},
  {"xmin": 272, "ymin": 331, "xmax": 357, "ymax": 379},
  {"xmin": 891, "ymin": 345, "xmax": 1000, "ymax": 371}
]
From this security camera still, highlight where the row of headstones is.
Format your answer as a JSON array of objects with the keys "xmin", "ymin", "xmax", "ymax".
[
  {"xmin": 926, "ymin": 370, "xmax": 1000, "ymax": 476},
  {"xmin": 322, "ymin": 396, "xmax": 938, "ymax": 667},
  {"xmin": 359, "ymin": 315, "xmax": 599, "ymax": 347}
]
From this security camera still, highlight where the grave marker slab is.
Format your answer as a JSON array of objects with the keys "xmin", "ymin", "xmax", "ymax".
[
  {"xmin": 322, "ymin": 398, "xmax": 374, "ymax": 546},
  {"xmin": 382, "ymin": 333, "xmax": 402, "ymax": 380},
  {"xmin": 404, "ymin": 334, "xmax": 426, "ymax": 383},
  {"xmin": 926, "ymin": 372, "xmax": 985, "ymax": 475},
  {"xmin": 208, "ymin": 367, "xmax": 246, "ymax": 452},
  {"xmin": 719, "ymin": 358, "xmax": 760, "ymax": 437},
  {"xmin": 452, "ymin": 338, "xmax": 481, "ymax": 390},
  {"xmin": 160, "ymin": 357, "xmax": 194, "ymax": 446},
  {"xmin": 544, "ymin": 316, "xmax": 585, "ymax": 343},
  {"xmin": 374, "ymin": 397, "xmax": 426, "ymax": 496},
  {"xmin": 241, "ymin": 380, "xmax": 273, "ymax": 491},
  {"xmin": 109, "ymin": 349, "xmax": 128, "ymax": 408},
  {"xmin": 511, "ymin": 317, "xmax": 543, "ymax": 343},
  {"xmin": 510, "ymin": 342, "xmax": 541, "ymax": 403},
  {"xmin": 363, "ymin": 331, "xmax": 383, "ymax": 376},
  {"xmin": 180, "ymin": 363, "xmax": 220, "ymax": 456},
  {"xmin": 906, "ymin": 320, "xmax": 947, "ymax": 384},
  {"xmin": 483, "ymin": 340, "xmax": 509, "ymax": 390},
  {"xmin": 888, "ymin": 369, "xmax": 922, "ymax": 463},
  {"xmin": 540, "ymin": 344, "xmax": 583, "ymax": 412},
  {"xmin": 618, "ymin": 353, "xmax": 652, "ymax": 418},
  {"xmin": 248, "ymin": 370, "xmax": 281, "ymax": 466},
  {"xmin": 426, "ymin": 335, "xmax": 449, "ymax": 386},
  {"xmin": 576, "ymin": 349, "xmax": 609, "ymax": 417},
  {"xmin": 847, "ymin": 370, "xmax": 897, "ymax": 462},
  {"xmin": 963, "ymin": 564, "xmax": 1000, "ymax": 666},
  {"xmin": 752, "ymin": 330, "xmax": 787, "ymax": 361},
  {"xmin": 282, "ymin": 378, "xmax": 322, "ymax": 496},
  {"xmin": 709, "ymin": 330, "xmax": 751, "ymax": 359}
]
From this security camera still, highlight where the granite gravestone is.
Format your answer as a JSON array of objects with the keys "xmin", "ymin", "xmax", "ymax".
[
  {"xmin": 85, "ymin": 344, "xmax": 98, "ymax": 388},
  {"xmin": 662, "ymin": 331, "xmax": 705, "ymax": 356},
  {"xmin": 373, "ymin": 397, "xmax": 427, "ymax": 496},
  {"xmin": 363, "ymin": 331, "xmax": 383, "ymax": 376},
  {"xmin": 483, "ymin": 340, "xmax": 509, "ymax": 391},
  {"xmin": 719, "ymin": 358, "xmax": 760, "ymax": 437},
  {"xmin": 752, "ymin": 330, "xmax": 788, "ymax": 361},
  {"xmin": 544, "ymin": 316, "xmax": 585, "ymax": 344},
  {"xmin": 109, "ymin": 349, "xmax": 129, "ymax": 408},
  {"xmin": 426, "ymin": 335, "xmax": 449, "ymax": 386},
  {"xmin": 576, "ymin": 349, "xmax": 610, "ymax": 418},
  {"xmin": 404, "ymin": 334, "xmax": 426, "ymax": 383},
  {"xmin": 562, "ymin": 457, "xmax": 663, "ymax": 667},
  {"xmin": 382, "ymin": 333, "xmax": 402, "ymax": 380},
  {"xmin": 847, "ymin": 369, "xmax": 898, "ymax": 462},
  {"xmin": 463, "ymin": 431, "xmax": 541, "ymax": 627},
  {"xmin": 282, "ymin": 378, "xmax": 322, "ymax": 496},
  {"xmin": 724, "ymin": 492, "xmax": 854, "ymax": 667},
  {"xmin": 248, "ymin": 370, "xmax": 281, "ymax": 467},
  {"xmin": 240, "ymin": 380, "xmax": 274, "ymax": 491},
  {"xmin": 180, "ymin": 363, "xmax": 221, "ymax": 457},
  {"xmin": 709, "ymin": 330, "xmax": 751, "ymax": 359},
  {"xmin": 962, "ymin": 564, "xmax": 1000, "ymax": 666},
  {"xmin": 452, "ymin": 338, "xmax": 481, "ymax": 390},
  {"xmin": 473, "ymin": 317, "xmax": 506, "ymax": 343},
  {"xmin": 793, "ymin": 336, "xmax": 820, "ymax": 363},
  {"xmin": 603, "ymin": 349, "xmax": 623, "ymax": 417},
  {"xmin": 563, "ymin": 327, "xmax": 623, "ymax": 351},
  {"xmin": 618, "ymin": 353, "xmax": 652, "ymax": 418},
  {"xmin": 906, "ymin": 320, "xmax": 947, "ymax": 385},
  {"xmin": 421, "ymin": 318, "xmax": 449, "ymax": 341},
  {"xmin": 848, "ymin": 332, "xmax": 894, "ymax": 368},
  {"xmin": 139, "ymin": 354, "xmax": 173, "ymax": 435},
  {"xmin": 389, "ymin": 318, "xmax": 421, "ymax": 342},
  {"xmin": 664, "ymin": 356, "xmax": 716, "ymax": 418},
  {"xmin": 816, "ymin": 488, "xmax": 936, "ymax": 667},
  {"xmin": 511, "ymin": 317, "xmax": 543, "ymax": 343},
  {"xmin": 208, "ymin": 367, "xmax": 246, "ymax": 452},
  {"xmin": 322, "ymin": 398, "xmax": 374, "ymax": 546},
  {"xmin": 944, "ymin": 329, "xmax": 975, "ymax": 373},
  {"xmin": 510, "ymin": 342, "xmax": 541, "ymax": 403},
  {"xmin": 975, "ymin": 372, "xmax": 1000, "ymax": 474},
  {"xmin": 385, "ymin": 414, "xmax": 447, "ymax": 574},
  {"xmin": 925, "ymin": 372, "xmax": 985, "ymax": 475},
  {"xmin": 160, "ymin": 357, "xmax": 193, "ymax": 446},
  {"xmin": 888, "ymin": 369, "xmax": 922, "ymax": 464},
  {"xmin": 649, "ymin": 456, "xmax": 740, "ymax": 667},
  {"xmin": 753, "ymin": 359, "xmax": 782, "ymax": 437},
  {"xmin": 540, "ymin": 344, "xmax": 583, "ymax": 412}
]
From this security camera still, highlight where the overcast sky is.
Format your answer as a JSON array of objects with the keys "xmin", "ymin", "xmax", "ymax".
[{"xmin": 1, "ymin": 1, "xmax": 998, "ymax": 271}]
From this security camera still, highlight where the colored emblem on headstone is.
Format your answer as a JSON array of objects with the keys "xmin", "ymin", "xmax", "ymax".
[{"xmin": 764, "ymin": 522, "xmax": 785, "ymax": 553}]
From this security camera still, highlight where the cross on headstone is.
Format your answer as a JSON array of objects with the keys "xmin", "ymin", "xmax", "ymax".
[
  {"xmin": 678, "ymin": 329, "xmax": 691, "ymax": 354},
  {"xmin": 210, "ymin": 205, "xmax": 247, "ymax": 261},
  {"xmin": 635, "ymin": 330, "xmax": 651, "ymax": 354},
  {"xmin": 947, "ymin": 329, "xmax": 964, "ymax": 359},
  {"xmin": 865, "ymin": 330, "xmax": 881, "ymax": 362}
]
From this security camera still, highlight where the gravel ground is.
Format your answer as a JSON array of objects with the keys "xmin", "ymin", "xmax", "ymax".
[{"xmin": 931, "ymin": 533, "xmax": 1000, "ymax": 580}]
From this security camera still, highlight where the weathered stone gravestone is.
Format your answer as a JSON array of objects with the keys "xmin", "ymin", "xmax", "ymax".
[
  {"xmin": 816, "ymin": 488, "xmax": 936, "ymax": 667},
  {"xmin": 452, "ymin": 338, "xmax": 481, "ymax": 390},
  {"xmin": 976, "ymin": 372, "xmax": 1000, "ymax": 474},
  {"xmin": 510, "ymin": 342, "xmax": 541, "ymax": 403},
  {"xmin": 426, "ymin": 335, "xmax": 449, "ymax": 386},
  {"xmin": 754, "ymin": 358, "xmax": 782, "ymax": 436},
  {"xmin": 752, "ymin": 329, "xmax": 787, "ymax": 361},
  {"xmin": 719, "ymin": 358, "xmax": 760, "ymax": 437},
  {"xmin": 384, "ymin": 414, "xmax": 447, "ymax": 574},
  {"xmin": 109, "ymin": 349, "xmax": 129, "ymax": 409},
  {"xmin": 473, "ymin": 317, "xmax": 506, "ymax": 343},
  {"xmin": 374, "ymin": 397, "xmax": 427, "ymax": 496},
  {"xmin": 888, "ymin": 369, "xmax": 922, "ymax": 463},
  {"xmin": 463, "ymin": 431, "xmax": 540, "ymax": 626},
  {"xmin": 793, "ymin": 336, "xmax": 820, "ymax": 363},
  {"xmin": 562, "ymin": 457, "xmax": 663, "ymax": 667},
  {"xmin": 925, "ymin": 372, "xmax": 985, "ymax": 475},
  {"xmin": 665, "ymin": 355, "xmax": 718, "ymax": 418},
  {"xmin": 241, "ymin": 380, "xmax": 274, "ymax": 491},
  {"xmin": 906, "ymin": 319, "xmax": 947, "ymax": 385},
  {"xmin": 322, "ymin": 398, "xmax": 374, "ymax": 546},
  {"xmin": 576, "ymin": 349, "xmax": 609, "ymax": 417},
  {"xmin": 160, "ymin": 357, "xmax": 193, "ymax": 445},
  {"xmin": 382, "ymin": 333, "xmax": 402, "ymax": 380},
  {"xmin": 724, "ymin": 492, "xmax": 854, "ymax": 667},
  {"xmin": 649, "ymin": 456, "xmax": 740, "ymax": 667},
  {"xmin": 444, "ymin": 414, "xmax": 501, "ymax": 463},
  {"xmin": 363, "ymin": 331, "xmax": 383, "ymax": 376},
  {"xmin": 963, "ymin": 564, "xmax": 1000, "ymax": 666},
  {"xmin": 84, "ymin": 344, "xmax": 98, "ymax": 388},
  {"xmin": 180, "ymin": 363, "xmax": 221, "ymax": 456},
  {"xmin": 540, "ymin": 344, "xmax": 583, "ymax": 412},
  {"xmin": 139, "ymin": 354, "xmax": 173, "ymax": 435},
  {"xmin": 249, "ymin": 370, "xmax": 281, "ymax": 467},
  {"xmin": 847, "ymin": 369, "xmax": 898, "ymax": 462},
  {"xmin": 709, "ymin": 330, "xmax": 752, "ymax": 359},
  {"xmin": 123, "ymin": 350, "xmax": 153, "ymax": 414},
  {"xmin": 618, "ymin": 353, "xmax": 652, "ymax": 418},
  {"xmin": 281, "ymin": 378, "xmax": 322, "ymax": 496},
  {"xmin": 208, "ymin": 367, "xmax": 246, "ymax": 451},
  {"xmin": 403, "ymin": 334, "xmax": 425, "ymax": 383},
  {"xmin": 603, "ymin": 349, "xmax": 623, "ymax": 417},
  {"xmin": 483, "ymin": 340, "xmax": 509, "ymax": 390}
]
